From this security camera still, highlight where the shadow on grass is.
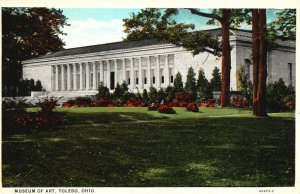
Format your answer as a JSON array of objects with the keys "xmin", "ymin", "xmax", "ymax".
[
  {"xmin": 63, "ymin": 112, "xmax": 169, "ymax": 125},
  {"xmin": 2, "ymin": 115, "xmax": 295, "ymax": 187}
]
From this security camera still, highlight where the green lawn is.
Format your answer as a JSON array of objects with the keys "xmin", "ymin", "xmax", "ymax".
[{"xmin": 2, "ymin": 107, "xmax": 295, "ymax": 187}]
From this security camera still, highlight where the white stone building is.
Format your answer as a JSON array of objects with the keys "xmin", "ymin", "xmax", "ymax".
[{"xmin": 22, "ymin": 29, "xmax": 295, "ymax": 97}]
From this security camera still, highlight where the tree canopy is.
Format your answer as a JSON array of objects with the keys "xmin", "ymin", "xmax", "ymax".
[{"xmin": 2, "ymin": 8, "xmax": 69, "ymax": 96}]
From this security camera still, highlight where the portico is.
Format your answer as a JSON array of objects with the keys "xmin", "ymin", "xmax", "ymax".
[{"xmin": 50, "ymin": 55, "xmax": 174, "ymax": 93}]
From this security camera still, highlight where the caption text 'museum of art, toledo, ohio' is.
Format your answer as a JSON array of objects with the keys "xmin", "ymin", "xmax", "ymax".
[{"xmin": 22, "ymin": 29, "xmax": 295, "ymax": 97}]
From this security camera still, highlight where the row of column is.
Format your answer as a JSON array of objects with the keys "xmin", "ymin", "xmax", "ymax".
[{"xmin": 51, "ymin": 55, "xmax": 172, "ymax": 92}]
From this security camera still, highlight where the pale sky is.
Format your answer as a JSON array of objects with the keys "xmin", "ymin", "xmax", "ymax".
[{"xmin": 60, "ymin": 9, "xmax": 278, "ymax": 49}]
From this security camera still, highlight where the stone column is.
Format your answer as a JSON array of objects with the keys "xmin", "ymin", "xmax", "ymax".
[
  {"xmin": 106, "ymin": 61, "xmax": 111, "ymax": 90},
  {"xmin": 130, "ymin": 58, "xmax": 134, "ymax": 89},
  {"xmin": 92, "ymin": 62, "xmax": 97, "ymax": 90},
  {"xmin": 86, "ymin": 62, "xmax": 90, "ymax": 90},
  {"xmin": 138, "ymin": 57, "xmax": 143, "ymax": 89},
  {"xmin": 61, "ymin": 64, "xmax": 66, "ymax": 91},
  {"xmin": 100, "ymin": 61, "xmax": 104, "ymax": 84},
  {"xmin": 55, "ymin": 65, "xmax": 59, "ymax": 91},
  {"xmin": 165, "ymin": 55, "xmax": 170, "ymax": 86},
  {"xmin": 147, "ymin": 56, "xmax": 151, "ymax": 88},
  {"xmin": 67, "ymin": 64, "xmax": 71, "ymax": 90},
  {"xmin": 73, "ymin": 63, "xmax": 77, "ymax": 91},
  {"xmin": 156, "ymin": 55, "xmax": 161, "ymax": 88},
  {"xmin": 114, "ymin": 60, "xmax": 118, "ymax": 87},
  {"xmin": 79, "ymin": 63, "xmax": 83, "ymax": 90},
  {"xmin": 122, "ymin": 59, "xmax": 126, "ymax": 83}
]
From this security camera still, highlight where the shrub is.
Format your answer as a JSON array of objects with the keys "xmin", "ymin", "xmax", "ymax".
[
  {"xmin": 175, "ymin": 92, "xmax": 193, "ymax": 103},
  {"xmin": 142, "ymin": 89, "xmax": 149, "ymax": 104},
  {"xmin": 210, "ymin": 67, "xmax": 221, "ymax": 91},
  {"xmin": 185, "ymin": 67, "xmax": 197, "ymax": 100},
  {"xmin": 73, "ymin": 97, "xmax": 92, "ymax": 107},
  {"xmin": 157, "ymin": 88, "xmax": 166, "ymax": 103},
  {"xmin": 97, "ymin": 82, "xmax": 110, "ymax": 98},
  {"xmin": 165, "ymin": 86, "xmax": 175, "ymax": 103},
  {"xmin": 266, "ymin": 78, "xmax": 295, "ymax": 112},
  {"xmin": 186, "ymin": 103, "xmax": 199, "ymax": 112},
  {"xmin": 200, "ymin": 99, "xmax": 216, "ymax": 108},
  {"xmin": 231, "ymin": 97, "xmax": 249, "ymax": 108},
  {"xmin": 158, "ymin": 104, "xmax": 176, "ymax": 114},
  {"xmin": 148, "ymin": 87, "xmax": 158, "ymax": 103},
  {"xmin": 148, "ymin": 102, "xmax": 160, "ymax": 111},
  {"xmin": 37, "ymin": 98, "xmax": 58, "ymax": 113}
]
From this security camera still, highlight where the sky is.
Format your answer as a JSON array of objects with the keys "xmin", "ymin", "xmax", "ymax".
[{"xmin": 60, "ymin": 8, "xmax": 278, "ymax": 48}]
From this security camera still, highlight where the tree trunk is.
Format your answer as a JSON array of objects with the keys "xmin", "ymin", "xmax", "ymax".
[
  {"xmin": 252, "ymin": 9, "xmax": 268, "ymax": 117},
  {"xmin": 220, "ymin": 9, "xmax": 231, "ymax": 107}
]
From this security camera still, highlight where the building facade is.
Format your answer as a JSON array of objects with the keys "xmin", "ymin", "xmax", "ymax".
[{"xmin": 22, "ymin": 29, "xmax": 295, "ymax": 97}]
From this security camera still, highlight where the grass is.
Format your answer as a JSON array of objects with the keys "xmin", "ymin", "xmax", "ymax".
[{"xmin": 2, "ymin": 107, "xmax": 295, "ymax": 187}]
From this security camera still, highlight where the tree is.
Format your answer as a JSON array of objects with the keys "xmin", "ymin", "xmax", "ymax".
[
  {"xmin": 113, "ymin": 83, "xmax": 122, "ymax": 99},
  {"xmin": 268, "ymin": 9, "xmax": 296, "ymax": 41},
  {"xmin": 2, "ymin": 8, "xmax": 69, "ymax": 96},
  {"xmin": 120, "ymin": 81, "xmax": 130, "ymax": 101},
  {"xmin": 123, "ymin": 8, "xmax": 250, "ymax": 107},
  {"xmin": 35, "ymin": 80, "xmax": 43, "ymax": 91},
  {"xmin": 252, "ymin": 9, "xmax": 267, "ymax": 117},
  {"xmin": 142, "ymin": 89, "xmax": 149, "ymax": 103},
  {"xmin": 157, "ymin": 88, "xmax": 166, "ymax": 103},
  {"xmin": 184, "ymin": 67, "xmax": 197, "ymax": 100},
  {"xmin": 165, "ymin": 86, "xmax": 175, "ymax": 103},
  {"xmin": 173, "ymin": 72, "xmax": 184, "ymax": 93},
  {"xmin": 97, "ymin": 82, "xmax": 110, "ymax": 98},
  {"xmin": 236, "ymin": 65, "xmax": 249, "ymax": 93},
  {"xmin": 148, "ymin": 87, "xmax": 158, "ymax": 103},
  {"xmin": 196, "ymin": 69, "xmax": 212, "ymax": 101},
  {"xmin": 210, "ymin": 67, "xmax": 221, "ymax": 91}
]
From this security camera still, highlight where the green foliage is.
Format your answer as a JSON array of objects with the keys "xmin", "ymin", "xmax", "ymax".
[
  {"xmin": 266, "ymin": 78, "xmax": 295, "ymax": 112},
  {"xmin": 268, "ymin": 9, "xmax": 296, "ymax": 41},
  {"xmin": 142, "ymin": 89, "xmax": 149, "ymax": 103},
  {"xmin": 196, "ymin": 70, "xmax": 212, "ymax": 102},
  {"xmin": 35, "ymin": 80, "xmax": 43, "ymax": 91},
  {"xmin": 97, "ymin": 82, "xmax": 110, "ymax": 98},
  {"xmin": 157, "ymin": 88, "xmax": 166, "ymax": 103},
  {"xmin": 17, "ymin": 78, "xmax": 43, "ymax": 96},
  {"xmin": 120, "ymin": 82, "xmax": 130, "ymax": 101},
  {"xmin": 2, "ymin": 8, "xmax": 69, "ymax": 96},
  {"xmin": 148, "ymin": 87, "xmax": 158, "ymax": 103},
  {"xmin": 236, "ymin": 64, "xmax": 251, "ymax": 97},
  {"xmin": 210, "ymin": 67, "xmax": 221, "ymax": 91},
  {"xmin": 184, "ymin": 67, "xmax": 197, "ymax": 100},
  {"xmin": 123, "ymin": 8, "xmax": 221, "ymax": 56},
  {"xmin": 112, "ymin": 83, "xmax": 122, "ymax": 99},
  {"xmin": 165, "ymin": 86, "xmax": 175, "ymax": 103},
  {"xmin": 173, "ymin": 72, "xmax": 184, "ymax": 93}
]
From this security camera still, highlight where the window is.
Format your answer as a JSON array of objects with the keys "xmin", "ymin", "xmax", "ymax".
[
  {"xmin": 136, "ymin": 78, "xmax": 139, "ymax": 85},
  {"xmin": 161, "ymin": 76, "xmax": 164, "ymax": 83},
  {"xmin": 170, "ymin": 75, "xmax": 174, "ymax": 83},
  {"xmin": 144, "ymin": 77, "xmax": 147, "ymax": 84},
  {"xmin": 128, "ymin": 78, "xmax": 130, "ymax": 85},
  {"xmin": 153, "ymin": 77, "xmax": 155, "ymax": 84}
]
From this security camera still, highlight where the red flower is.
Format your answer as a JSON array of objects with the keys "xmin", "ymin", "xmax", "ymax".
[{"xmin": 186, "ymin": 103, "xmax": 199, "ymax": 112}]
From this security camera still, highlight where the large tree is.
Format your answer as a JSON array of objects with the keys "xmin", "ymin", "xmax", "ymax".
[
  {"xmin": 252, "ymin": 9, "xmax": 267, "ymax": 117},
  {"xmin": 123, "ymin": 8, "xmax": 250, "ymax": 107},
  {"xmin": 2, "ymin": 8, "xmax": 69, "ymax": 96}
]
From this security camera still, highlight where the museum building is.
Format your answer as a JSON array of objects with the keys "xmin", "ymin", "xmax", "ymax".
[{"xmin": 22, "ymin": 28, "xmax": 295, "ymax": 97}]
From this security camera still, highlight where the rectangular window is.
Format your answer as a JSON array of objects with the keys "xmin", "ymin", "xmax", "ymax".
[
  {"xmin": 170, "ymin": 75, "xmax": 174, "ymax": 83},
  {"xmin": 144, "ymin": 77, "xmax": 147, "ymax": 84},
  {"xmin": 153, "ymin": 77, "xmax": 155, "ymax": 84},
  {"xmin": 128, "ymin": 78, "xmax": 130, "ymax": 85},
  {"xmin": 161, "ymin": 76, "xmax": 164, "ymax": 84},
  {"xmin": 136, "ymin": 78, "xmax": 139, "ymax": 85}
]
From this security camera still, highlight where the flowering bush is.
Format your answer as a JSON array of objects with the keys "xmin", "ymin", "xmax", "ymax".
[
  {"xmin": 200, "ymin": 99, "xmax": 216, "ymax": 108},
  {"xmin": 97, "ymin": 98, "xmax": 109, "ymax": 107},
  {"xmin": 37, "ymin": 98, "xmax": 58, "ymax": 112},
  {"xmin": 231, "ymin": 97, "xmax": 249, "ymax": 108},
  {"xmin": 186, "ymin": 103, "xmax": 199, "ymax": 112},
  {"xmin": 125, "ymin": 100, "xmax": 145, "ymax": 107},
  {"xmin": 148, "ymin": 103, "xmax": 160, "ymax": 111},
  {"xmin": 158, "ymin": 104, "xmax": 176, "ymax": 114},
  {"xmin": 175, "ymin": 92, "xmax": 193, "ymax": 102}
]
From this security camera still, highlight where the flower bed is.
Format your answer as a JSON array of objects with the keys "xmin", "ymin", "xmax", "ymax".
[
  {"xmin": 200, "ymin": 99, "xmax": 216, "ymax": 108},
  {"xmin": 148, "ymin": 103, "xmax": 160, "ymax": 111},
  {"xmin": 158, "ymin": 104, "xmax": 176, "ymax": 114},
  {"xmin": 186, "ymin": 102, "xmax": 199, "ymax": 112},
  {"xmin": 231, "ymin": 97, "xmax": 249, "ymax": 108}
]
